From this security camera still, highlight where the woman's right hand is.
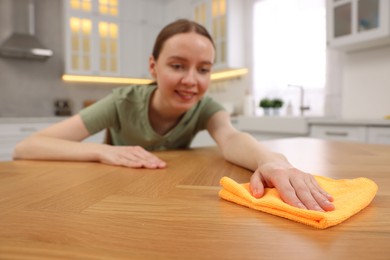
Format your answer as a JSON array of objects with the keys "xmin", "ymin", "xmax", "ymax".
[{"xmin": 98, "ymin": 145, "xmax": 167, "ymax": 169}]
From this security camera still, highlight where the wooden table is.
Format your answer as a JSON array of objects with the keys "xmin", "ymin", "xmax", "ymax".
[{"xmin": 0, "ymin": 138, "xmax": 389, "ymax": 259}]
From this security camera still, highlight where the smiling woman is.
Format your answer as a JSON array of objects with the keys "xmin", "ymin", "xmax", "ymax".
[{"xmin": 13, "ymin": 19, "xmax": 335, "ymax": 213}]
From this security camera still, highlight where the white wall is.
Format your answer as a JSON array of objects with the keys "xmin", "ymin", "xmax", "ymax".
[
  {"xmin": 0, "ymin": 0, "xmax": 117, "ymax": 117},
  {"xmin": 342, "ymin": 45, "xmax": 390, "ymax": 119}
]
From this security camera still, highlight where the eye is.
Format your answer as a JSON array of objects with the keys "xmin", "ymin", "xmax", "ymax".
[
  {"xmin": 198, "ymin": 67, "xmax": 211, "ymax": 74},
  {"xmin": 171, "ymin": 64, "xmax": 184, "ymax": 70}
]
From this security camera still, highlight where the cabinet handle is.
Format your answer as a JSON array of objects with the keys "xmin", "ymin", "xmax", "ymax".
[
  {"xmin": 19, "ymin": 127, "xmax": 38, "ymax": 132},
  {"xmin": 325, "ymin": 131, "xmax": 348, "ymax": 137}
]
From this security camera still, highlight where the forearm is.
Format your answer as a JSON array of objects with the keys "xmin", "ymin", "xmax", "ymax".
[
  {"xmin": 219, "ymin": 131, "xmax": 291, "ymax": 171},
  {"xmin": 13, "ymin": 135, "xmax": 106, "ymax": 162}
]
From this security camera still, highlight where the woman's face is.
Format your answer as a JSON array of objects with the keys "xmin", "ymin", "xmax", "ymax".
[{"xmin": 149, "ymin": 32, "xmax": 215, "ymax": 113}]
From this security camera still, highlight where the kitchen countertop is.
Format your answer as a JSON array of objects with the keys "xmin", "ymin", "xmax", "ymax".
[
  {"xmin": 306, "ymin": 117, "xmax": 390, "ymax": 126},
  {"xmin": 0, "ymin": 138, "xmax": 389, "ymax": 259},
  {"xmin": 233, "ymin": 116, "xmax": 390, "ymax": 135},
  {"xmin": 1, "ymin": 116, "xmax": 390, "ymax": 131},
  {"xmin": 0, "ymin": 117, "xmax": 68, "ymax": 124}
]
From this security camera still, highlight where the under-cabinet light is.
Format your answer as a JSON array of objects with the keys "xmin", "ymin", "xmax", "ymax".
[
  {"xmin": 62, "ymin": 68, "xmax": 248, "ymax": 85},
  {"xmin": 62, "ymin": 75, "xmax": 153, "ymax": 85},
  {"xmin": 210, "ymin": 68, "xmax": 249, "ymax": 81}
]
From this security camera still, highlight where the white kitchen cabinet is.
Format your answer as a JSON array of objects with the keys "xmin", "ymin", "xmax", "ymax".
[
  {"xmin": 327, "ymin": 0, "xmax": 390, "ymax": 51},
  {"xmin": 310, "ymin": 124, "xmax": 367, "ymax": 142},
  {"xmin": 367, "ymin": 126, "xmax": 390, "ymax": 145},
  {"xmin": 0, "ymin": 120, "xmax": 105, "ymax": 161},
  {"xmin": 191, "ymin": 131, "xmax": 216, "ymax": 147},
  {"xmin": 120, "ymin": 0, "xmax": 165, "ymax": 78},
  {"xmin": 192, "ymin": 0, "xmax": 244, "ymax": 70},
  {"xmin": 0, "ymin": 123, "xmax": 51, "ymax": 161},
  {"xmin": 64, "ymin": 0, "xmax": 121, "ymax": 76},
  {"xmin": 64, "ymin": 0, "xmax": 165, "ymax": 79}
]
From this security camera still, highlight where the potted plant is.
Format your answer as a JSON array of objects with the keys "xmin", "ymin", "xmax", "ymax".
[
  {"xmin": 259, "ymin": 98, "xmax": 273, "ymax": 116},
  {"xmin": 271, "ymin": 98, "xmax": 284, "ymax": 115}
]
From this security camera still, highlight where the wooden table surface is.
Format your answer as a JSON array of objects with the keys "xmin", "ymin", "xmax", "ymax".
[{"xmin": 0, "ymin": 138, "xmax": 389, "ymax": 260}]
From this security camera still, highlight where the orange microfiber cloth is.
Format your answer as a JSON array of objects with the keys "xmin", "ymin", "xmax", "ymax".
[{"xmin": 219, "ymin": 176, "xmax": 378, "ymax": 229}]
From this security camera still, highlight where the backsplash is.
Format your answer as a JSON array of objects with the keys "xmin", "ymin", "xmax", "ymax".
[{"xmin": 1, "ymin": 0, "xmax": 389, "ymax": 119}]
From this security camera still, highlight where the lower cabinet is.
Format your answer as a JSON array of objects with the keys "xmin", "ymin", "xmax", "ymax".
[
  {"xmin": 310, "ymin": 124, "xmax": 390, "ymax": 145},
  {"xmin": 0, "ymin": 121, "xmax": 105, "ymax": 161},
  {"xmin": 191, "ymin": 131, "xmax": 216, "ymax": 148},
  {"xmin": 310, "ymin": 125, "xmax": 367, "ymax": 143},
  {"xmin": 367, "ymin": 126, "xmax": 390, "ymax": 145}
]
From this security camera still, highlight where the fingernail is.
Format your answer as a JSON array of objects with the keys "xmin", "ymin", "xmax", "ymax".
[
  {"xmin": 297, "ymin": 202, "xmax": 306, "ymax": 209},
  {"xmin": 252, "ymin": 189, "xmax": 260, "ymax": 197}
]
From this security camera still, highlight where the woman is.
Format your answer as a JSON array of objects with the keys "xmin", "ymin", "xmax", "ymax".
[{"xmin": 14, "ymin": 19, "xmax": 334, "ymax": 212}]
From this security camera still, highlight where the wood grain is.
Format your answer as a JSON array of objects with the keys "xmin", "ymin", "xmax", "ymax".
[{"xmin": 0, "ymin": 138, "xmax": 389, "ymax": 259}]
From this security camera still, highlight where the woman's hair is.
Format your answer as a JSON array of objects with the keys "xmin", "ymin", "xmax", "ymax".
[{"xmin": 152, "ymin": 19, "xmax": 215, "ymax": 60}]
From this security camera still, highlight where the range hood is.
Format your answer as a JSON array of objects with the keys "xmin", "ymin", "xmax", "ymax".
[{"xmin": 0, "ymin": 0, "xmax": 53, "ymax": 60}]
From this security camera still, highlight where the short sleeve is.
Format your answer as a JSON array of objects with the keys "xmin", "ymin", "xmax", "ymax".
[
  {"xmin": 79, "ymin": 94, "xmax": 120, "ymax": 135},
  {"xmin": 195, "ymin": 96, "xmax": 225, "ymax": 131}
]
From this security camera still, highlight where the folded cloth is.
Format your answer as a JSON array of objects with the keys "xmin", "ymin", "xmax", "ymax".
[{"xmin": 219, "ymin": 176, "xmax": 378, "ymax": 229}]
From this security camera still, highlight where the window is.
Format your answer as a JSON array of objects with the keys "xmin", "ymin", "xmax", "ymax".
[{"xmin": 253, "ymin": 0, "xmax": 326, "ymax": 116}]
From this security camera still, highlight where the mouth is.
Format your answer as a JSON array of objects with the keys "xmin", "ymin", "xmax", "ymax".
[{"xmin": 175, "ymin": 90, "xmax": 197, "ymax": 101}]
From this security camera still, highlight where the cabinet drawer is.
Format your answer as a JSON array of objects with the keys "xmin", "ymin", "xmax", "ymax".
[
  {"xmin": 310, "ymin": 125, "xmax": 367, "ymax": 142},
  {"xmin": 367, "ymin": 127, "xmax": 390, "ymax": 145},
  {"xmin": 0, "ymin": 123, "xmax": 51, "ymax": 137}
]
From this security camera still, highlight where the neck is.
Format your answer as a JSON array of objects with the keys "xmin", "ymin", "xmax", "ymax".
[{"xmin": 148, "ymin": 89, "xmax": 184, "ymax": 135}]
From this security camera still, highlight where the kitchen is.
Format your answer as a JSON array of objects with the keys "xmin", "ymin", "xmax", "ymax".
[
  {"xmin": 1, "ymin": 0, "xmax": 390, "ymax": 158},
  {"xmin": 1, "ymin": 0, "xmax": 390, "ymax": 259}
]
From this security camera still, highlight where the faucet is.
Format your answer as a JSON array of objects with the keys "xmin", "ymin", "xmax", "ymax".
[{"xmin": 288, "ymin": 85, "xmax": 310, "ymax": 116}]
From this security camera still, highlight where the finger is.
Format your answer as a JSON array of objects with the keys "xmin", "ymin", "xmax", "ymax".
[
  {"xmin": 116, "ymin": 151, "xmax": 152, "ymax": 168},
  {"xmin": 308, "ymin": 178, "xmax": 335, "ymax": 211},
  {"xmin": 129, "ymin": 147, "xmax": 166, "ymax": 168},
  {"xmin": 117, "ymin": 156, "xmax": 143, "ymax": 168},
  {"xmin": 273, "ymin": 176, "xmax": 308, "ymax": 210},
  {"xmin": 250, "ymin": 170, "xmax": 265, "ymax": 198},
  {"xmin": 290, "ymin": 176, "xmax": 324, "ymax": 211},
  {"xmin": 310, "ymin": 177, "xmax": 334, "ymax": 202}
]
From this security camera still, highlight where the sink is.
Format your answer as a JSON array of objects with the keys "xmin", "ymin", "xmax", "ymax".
[{"xmin": 237, "ymin": 116, "xmax": 309, "ymax": 134}]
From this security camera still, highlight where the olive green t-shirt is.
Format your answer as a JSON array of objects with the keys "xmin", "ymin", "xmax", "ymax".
[{"xmin": 79, "ymin": 85, "xmax": 225, "ymax": 150}]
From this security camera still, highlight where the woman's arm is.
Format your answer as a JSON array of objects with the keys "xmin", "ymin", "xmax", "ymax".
[
  {"xmin": 13, "ymin": 115, "xmax": 98, "ymax": 161},
  {"xmin": 13, "ymin": 115, "xmax": 166, "ymax": 168},
  {"xmin": 207, "ymin": 111, "xmax": 334, "ymax": 212}
]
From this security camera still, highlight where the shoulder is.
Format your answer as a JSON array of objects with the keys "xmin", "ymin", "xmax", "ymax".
[
  {"xmin": 112, "ymin": 85, "xmax": 157, "ymax": 102},
  {"xmin": 197, "ymin": 95, "xmax": 225, "ymax": 113}
]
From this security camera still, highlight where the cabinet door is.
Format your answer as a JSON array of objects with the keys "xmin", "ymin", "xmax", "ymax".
[
  {"xmin": 193, "ymin": 0, "xmax": 243, "ymax": 70},
  {"xmin": 64, "ymin": 0, "xmax": 121, "ymax": 76},
  {"xmin": 191, "ymin": 131, "xmax": 216, "ymax": 147},
  {"xmin": 310, "ymin": 125, "xmax": 367, "ymax": 142},
  {"xmin": 327, "ymin": 0, "xmax": 390, "ymax": 51},
  {"xmin": 367, "ymin": 126, "xmax": 390, "ymax": 145},
  {"xmin": 120, "ymin": 0, "xmax": 165, "ymax": 78},
  {"xmin": 0, "ymin": 123, "xmax": 52, "ymax": 161},
  {"xmin": 0, "ymin": 122, "xmax": 106, "ymax": 161}
]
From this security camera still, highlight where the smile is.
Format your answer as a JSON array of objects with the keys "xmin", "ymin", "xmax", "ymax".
[{"xmin": 175, "ymin": 90, "xmax": 197, "ymax": 101}]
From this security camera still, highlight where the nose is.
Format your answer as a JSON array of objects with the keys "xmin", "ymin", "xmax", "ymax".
[{"xmin": 181, "ymin": 69, "xmax": 197, "ymax": 87}]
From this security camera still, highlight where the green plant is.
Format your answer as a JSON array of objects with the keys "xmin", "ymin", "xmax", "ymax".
[
  {"xmin": 259, "ymin": 98, "xmax": 273, "ymax": 108},
  {"xmin": 271, "ymin": 98, "xmax": 284, "ymax": 108}
]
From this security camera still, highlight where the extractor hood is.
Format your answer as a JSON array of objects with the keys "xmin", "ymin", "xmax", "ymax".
[{"xmin": 0, "ymin": 0, "xmax": 53, "ymax": 60}]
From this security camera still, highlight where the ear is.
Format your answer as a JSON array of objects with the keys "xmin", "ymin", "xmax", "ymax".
[{"xmin": 149, "ymin": 55, "xmax": 157, "ymax": 79}]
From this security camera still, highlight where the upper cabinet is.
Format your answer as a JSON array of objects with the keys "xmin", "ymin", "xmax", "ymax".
[
  {"xmin": 64, "ymin": 0, "xmax": 121, "ymax": 76},
  {"xmin": 327, "ymin": 0, "xmax": 390, "ymax": 51},
  {"xmin": 193, "ymin": 0, "xmax": 244, "ymax": 70},
  {"xmin": 63, "ymin": 0, "xmax": 165, "ymax": 78},
  {"xmin": 120, "ymin": 0, "xmax": 165, "ymax": 79}
]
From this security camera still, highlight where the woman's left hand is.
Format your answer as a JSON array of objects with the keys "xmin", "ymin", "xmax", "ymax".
[{"xmin": 249, "ymin": 162, "xmax": 335, "ymax": 212}]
